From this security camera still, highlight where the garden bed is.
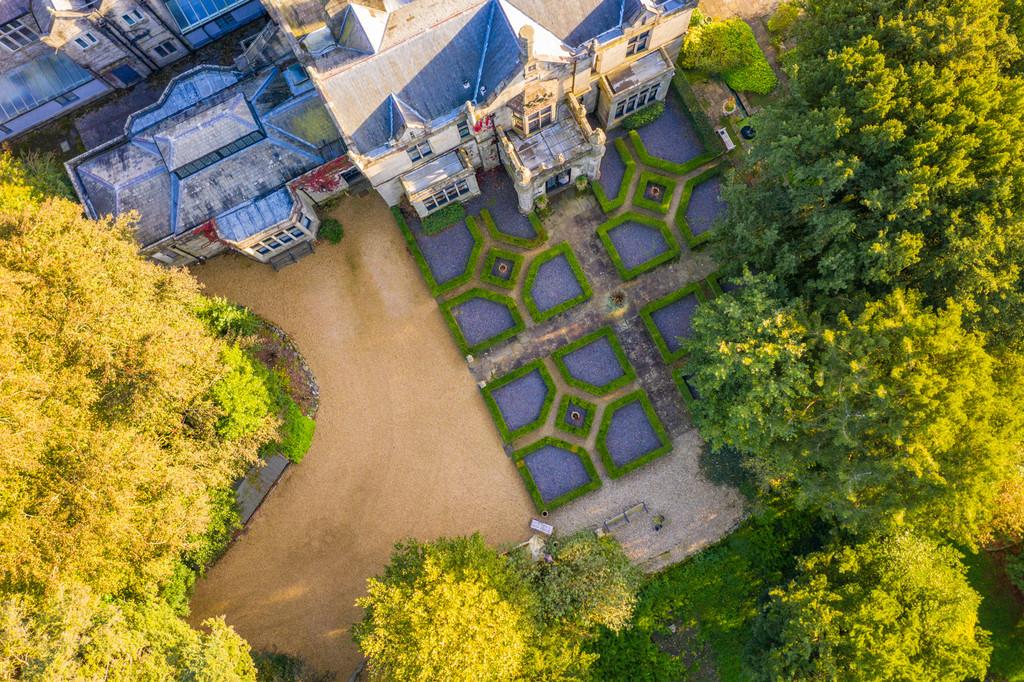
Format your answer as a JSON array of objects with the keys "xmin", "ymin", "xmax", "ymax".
[
  {"xmin": 596, "ymin": 390, "xmax": 672, "ymax": 478},
  {"xmin": 441, "ymin": 289, "xmax": 524, "ymax": 355},
  {"xmin": 481, "ymin": 248, "xmax": 524, "ymax": 289},
  {"xmin": 593, "ymin": 137, "xmax": 636, "ymax": 213},
  {"xmin": 468, "ymin": 170, "xmax": 546, "ymax": 247},
  {"xmin": 553, "ymin": 327, "xmax": 636, "ymax": 396},
  {"xmin": 481, "ymin": 360, "xmax": 556, "ymax": 442},
  {"xmin": 393, "ymin": 207, "xmax": 482, "ymax": 295},
  {"xmin": 523, "ymin": 242, "xmax": 592, "ymax": 322},
  {"xmin": 555, "ymin": 394, "xmax": 597, "ymax": 439},
  {"xmin": 514, "ymin": 437, "xmax": 601, "ymax": 511},
  {"xmin": 640, "ymin": 283, "xmax": 706, "ymax": 362},
  {"xmin": 632, "ymin": 92, "xmax": 706, "ymax": 166},
  {"xmin": 677, "ymin": 166, "xmax": 726, "ymax": 247},
  {"xmin": 598, "ymin": 213, "xmax": 680, "ymax": 280}
]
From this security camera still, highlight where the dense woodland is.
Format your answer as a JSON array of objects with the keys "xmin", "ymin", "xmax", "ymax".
[{"xmin": 3, "ymin": 0, "xmax": 1024, "ymax": 679}]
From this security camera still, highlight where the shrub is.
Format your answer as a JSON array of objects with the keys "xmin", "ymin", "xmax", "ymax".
[
  {"xmin": 260, "ymin": 393, "xmax": 315, "ymax": 464},
  {"xmin": 196, "ymin": 296, "xmax": 261, "ymax": 338},
  {"xmin": 253, "ymin": 651, "xmax": 333, "ymax": 682},
  {"xmin": 211, "ymin": 345, "xmax": 275, "ymax": 441},
  {"xmin": 318, "ymin": 217, "xmax": 344, "ymax": 244},
  {"xmin": 421, "ymin": 202, "xmax": 466, "ymax": 234},
  {"xmin": 681, "ymin": 18, "xmax": 778, "ymax": 95},
  {"xmin": 620, "ymin": 101, "xmax": 665, "ymax": 130}
]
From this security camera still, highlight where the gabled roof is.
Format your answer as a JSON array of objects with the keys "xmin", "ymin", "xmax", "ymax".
[
  {"xmin": 506, "ymin": 0, "xmax": 642, "ymax": 47},
  {"xmin": 318, "ymin": 0, "xmax": 522, "ymax": 153},
  {"xmin": 152, "ymin": 94, "xmax": 260, "ymax": 171},
  {"xmin": 0, "ymin": 0, "xmax": 28, "ymax": 24}
]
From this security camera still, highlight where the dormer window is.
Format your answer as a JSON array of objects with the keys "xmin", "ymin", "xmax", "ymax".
[
  {"xmin": 0, "ymin": 18, "xmax": 38, "ymax": 52},
  {"xmin": 74, "ymin": 32, "xmax": 99, "ymax": 49},
  {"xmin": 408, "ymin": 141, "xmax": 432, "ymax": 163},
  {"xmin": 513, "ymin": 103, "xmax": 554, "ymax": 137},
  {"xmin": 121, "ymin": 8, "xmax": 145, "ymax": 26},
  {"xmin": 626, "ymin": 30, "xmax": 650, "ymax": 56}
]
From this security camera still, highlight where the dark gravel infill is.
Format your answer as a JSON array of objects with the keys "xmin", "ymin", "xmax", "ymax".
[
  {"xmin": 562, "ymin": 335, "xmax": 626, "ymax": 389},
  {"xmin": 636, "ymin": 93, "xmax": 704, "ymax": 165},
  {"xmin": 604, "ymin": 399, "xmax": 663, "ymax": 467},
  {"xmin": 491, "ymin": 369, "xmax": 550, "ymax": 433},
  {"xmin": 650, "ymin": 294, "xmax": 699, "ymax": 355},
  {"xmin": 686, "ymin": 175, "xmax": 726, "ymax": 235},
  {"xmin": 451, "ymin": 296, "xmax": 517, "ymax": 347},
  {"xmin": 531, "ymin": 254, "xmax": 584, "ymax": 313},
  {"xmin": 524, "ymin": 445, "xmax": 593, "ymax": 503},
  {"xmin": 598, "ymin": 142, "xmax": 627, "ymax": 196},
  {"xmin": 607, "ymin": 221, "xmax": 671, "ymax": 270},
  {"xmin": 466, "ymin": 170, "xmax": 538, "ymax": 240},
  {"xmin": 411, "ymin": 218, "xmax": 476, "ymax": 285}
]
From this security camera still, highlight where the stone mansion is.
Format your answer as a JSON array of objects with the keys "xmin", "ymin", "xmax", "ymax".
[{"xmin": 65, "ymin": 0, "xmax": 697, "ymax": 265}]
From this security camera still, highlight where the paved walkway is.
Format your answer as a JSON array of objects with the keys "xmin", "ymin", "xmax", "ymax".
[{"xmin": 188, "ymin": 192, "xmax": 533, "ymax": 680}]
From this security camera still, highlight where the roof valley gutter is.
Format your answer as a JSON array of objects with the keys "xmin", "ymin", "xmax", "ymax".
[{"xmin": 471, "ymin": 0, "xmax": 496, "ymax": 105}]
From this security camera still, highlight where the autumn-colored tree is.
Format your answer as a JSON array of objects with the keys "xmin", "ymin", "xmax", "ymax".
[{"xmin": 0, "ymin": 151, "xmax": 267, "ymax": 676}]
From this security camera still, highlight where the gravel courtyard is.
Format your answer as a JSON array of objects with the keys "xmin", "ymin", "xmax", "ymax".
[{"xmin": 187, "ymin": 192, "xmax": 533, "ymax": 678}]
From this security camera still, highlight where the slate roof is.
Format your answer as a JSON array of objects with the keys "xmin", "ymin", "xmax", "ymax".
[
  {"xmin": 153, "ymin": 94, "xmax": 260, "ymax": 171},
  {"xmin": 215, "ymin": 187, "xmax": 295, "ymax": 242},
  {"xmin": 0, "ymin": 0, "xmax": 28, "ymax": 23},
  {"xmin": 69, "ymin": 65, "xmax": 343, "ymax": 249},
  {"xmin": 507, "ymin": 0, "xmax": 641, "ymax": 47},
  {"xmin": 318, "ymin": 0, "xmax": 523, "ymax": 153}
]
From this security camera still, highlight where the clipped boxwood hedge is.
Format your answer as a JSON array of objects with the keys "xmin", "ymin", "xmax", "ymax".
[
  {"xmin": 639, "ymin": 282, "xmax": 708, "ymax": 363},
  {"xmin": 554, "ymin": 393, "xmax": 598, "ymax": 439},
  {"xmin": 675, "ymin": 164, "xmax": 725, "ymax": 248},
  {"xmin": 597, "ymin": 212, "xmax": 680, "ymax": 281},
  {"xmin": 591, "ymin": 137, "xmax": 636, "ymax": 214},
  {"xmin": 513, "ymin": 437, "xmax": 602, "ymax": 512},
  {"xmin": 620, "ymin": 101, "xmax": 665, "ymax": 130},
  {"xmin": 632, "ymin": 170, "xmax": 678, "ymax": 214},
  {"xmin": 392, "ymin": 207, "xmax": 483, "ymax": 297},
  {"xmin": 480, "ymin": 207, "xmax": 548, "ymax": 249},
  {"xmin": 481, "ymin": 359, "xmax": 556, "ymax": 442},
  {"xmin": 595, "ymin": 390, "xmax": 672, "ymax": 479},
  {"xmin": 629, "ymin": 129, "xmax": 719, "ymax": 177},
  {"xmin": 522, "ymin": 242, "xmax": 593, "ymax": 323},
  {"xmin": 440, "ymin": 288, "xmax": 525, "ymax": 356},
  {"xmin": 421, "ymin": 202, "xmax": 466, "ymax": 235},
  {"xmin": 552, "ymin": 327, "xmax": 636, "ymax": 396}
]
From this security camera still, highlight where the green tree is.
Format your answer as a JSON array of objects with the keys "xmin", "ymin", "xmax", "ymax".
[
  {"xmin": 688, "ymin": 285, "xmax": 1023, "ymax": 545},
  {"xmin": 680, "ymin": 18, "xmax": 778, "ymax": 94},
  {"xmin": 712, "ymin": 0, "xmax": 1024, "ymax": 345},
  {"xmin": 750, "ymin": 533, "xmax": 991, "ymax": 681},
  {"xmin": 524, "ymin": 532, "xmax": 641, "ymax": 637}
]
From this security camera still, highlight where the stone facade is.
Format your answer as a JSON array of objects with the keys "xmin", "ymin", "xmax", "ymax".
[
  {"xmin": 257, "ymin": 0, "xmax": 696, "ymax": 216},
  {"xmin": 0, "ymin": 0, "xmax": 266, "ymax": 141}
]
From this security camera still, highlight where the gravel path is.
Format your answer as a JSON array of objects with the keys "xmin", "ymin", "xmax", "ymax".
[{"xmin": 187, "ymin": 193, "xmax": 533, "ymax": 679}]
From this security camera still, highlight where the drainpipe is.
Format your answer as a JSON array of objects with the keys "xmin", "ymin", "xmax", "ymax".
[
  {"xmin": 93, "ymin": 14, "xmax": 160, "ymax": 72},
  {"xmin": 137, "ymin": 0, "xmax": 195, "ymax": 54}
]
